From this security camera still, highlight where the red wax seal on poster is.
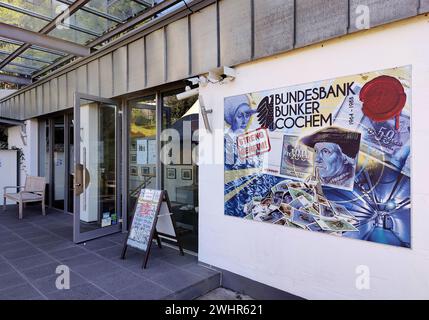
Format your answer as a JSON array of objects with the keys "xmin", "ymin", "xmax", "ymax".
[{"xmin": 359, "ymin": 75, "xmax": 406, "ymax": 130}]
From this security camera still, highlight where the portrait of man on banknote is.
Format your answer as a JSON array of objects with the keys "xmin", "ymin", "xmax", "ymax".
[{"xmin": 301, "ymin": 127, "xmax": 361, "ymax": 191}]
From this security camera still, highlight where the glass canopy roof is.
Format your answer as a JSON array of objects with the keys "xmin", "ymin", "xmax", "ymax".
[{"xmin": 0, "ymin": 0, "xmax": 183, "ymax": 85}]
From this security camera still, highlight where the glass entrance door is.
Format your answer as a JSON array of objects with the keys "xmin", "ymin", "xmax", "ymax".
[{"xmin": 73, "ymin": 93, "xmax": 121, "ymax": 243}]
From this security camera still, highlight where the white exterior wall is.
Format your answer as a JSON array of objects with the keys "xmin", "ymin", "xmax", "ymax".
[
  {"xmin": 198, "ymin": 15, "xmax": 429, "ymax": 299},
  {"xmin": 7, "ymin": 119, "xmax": 38, "ymax": 184}
]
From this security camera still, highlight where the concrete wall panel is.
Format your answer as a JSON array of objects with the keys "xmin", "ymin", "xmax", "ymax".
[
  {"xmin": 128, "ymin": 38, "xmax": 145, "ymax": 93},
  {"xmin": 166, "ymin": 17, "xmax": 189, "ymax": 82},
  {"xmin": 146, "ymin": 29, "xmax": 165, "ymax": 88},
  {"xmin": 191, "ymin": 4, "xmax": 218, "ymax": 75},
  {"xmin": 254, "ymin": 0, "xmax": 294, "ymax": 59},
  {"xmin": 219, "ymin": 0, "xmax": 252, "ymax": 66}
]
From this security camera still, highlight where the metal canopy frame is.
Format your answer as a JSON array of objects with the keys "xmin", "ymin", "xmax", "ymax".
[{"xmin": 0, "ymin": 0, "xmax": 182, "ymax": 86}]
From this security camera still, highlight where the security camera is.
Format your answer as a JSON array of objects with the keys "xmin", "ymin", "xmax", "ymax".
[
  {"xmin": 208, "ymin": 66, "xmax": 236, "ymax": 83},
  {"xmin": 176, "ymin": 87, "xmax": 199, "ymax": 100}
]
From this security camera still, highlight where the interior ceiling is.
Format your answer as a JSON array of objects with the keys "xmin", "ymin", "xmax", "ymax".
[{"xmin": 0, "ymin": 0, "xmax": 184, "ymax": 86}]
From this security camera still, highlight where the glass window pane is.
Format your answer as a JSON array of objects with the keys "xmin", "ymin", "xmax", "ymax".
[
  {"xmin": 24, "ymin": 47, "xmax": 65, "ymax": 63},
  {"xmin": 48, "ymin": 27, "xmax": 96, "ymax": 45},
  {"xmin": 53, "ymin": 116, "xmax": 65, "ymax": 210},
  {"xmin": 128, "ymin": 96, "xmax": 157, "ymax": 212},
  {"xmin": 0, "ymin": 6, "xmax": 48, "ymax": 31},
  {"xmin": 3, "ymin": 64, "xmax": 34, "ymax": 75},
  {"xmin": 11, "ymin": 56, "xmax": 50, "ymax": 71},
  {"xmin": 72, "ymin": 9, "xmax": 117, "ymax": 35},
  {"xmin": 162, "ymin": 90, "xmax": 199, "ymax": 252},
  {"xmin": 1, "ymin": 0, "xmax": 68, "ymax": 19},
  {"xmin": 0, "ymin": 40, "xmax": 20, "ymax": 54},
  {"xmin": 38, "ymin": 119, "xmax": 50, "ymax": 205},
  {"xmin": 86, "ymin": 0, "xmax": 147, "ymax": 22}
]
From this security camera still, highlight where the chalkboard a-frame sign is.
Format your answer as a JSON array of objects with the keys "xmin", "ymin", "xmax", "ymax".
[{"xmin": 121, "ymin": 189, "xmax": 183, "ymax": 269}]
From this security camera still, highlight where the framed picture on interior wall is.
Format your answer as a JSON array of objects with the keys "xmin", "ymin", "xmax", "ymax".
[
  {"xmin": 142, "ymin": 166, "xmax": 150, "ymax": 175},
  {"xmin": 181, "ymin": 168, "xmax": 192, "ymax": 181},
  {"xmin": 167, "ymin": 168, "xmax": 176, "ymax": 179},
  {"xmin": 130, "ymin": 166, "xmax": 138, "ymax": 176}
]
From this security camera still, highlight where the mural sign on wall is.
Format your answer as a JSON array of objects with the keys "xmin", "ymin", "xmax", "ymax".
[{"xmin": 224, "ymin": 66, "xmax": 411, "ymax": 248}]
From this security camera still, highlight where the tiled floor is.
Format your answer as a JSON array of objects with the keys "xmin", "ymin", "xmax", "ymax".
[{"xmin": 0, "ymin": 205, "xmax": 220, "ymax": 300}]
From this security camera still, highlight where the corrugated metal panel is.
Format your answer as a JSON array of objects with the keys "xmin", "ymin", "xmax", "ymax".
[
  {"xmin": 24, "ymin": 91, "xmax": 31, "ymax": 119},
  {"xmin": 420, "ymin": 0, "xmax": 429, "ymax": 13},
  {"xmin": 0, "ymin": 102, "xmax": 4, "ymax": 117},
  {"xmin": 113, "ymin": 47, "xmax": 128, "ymax": 96},
  {"xmin": 88, "ymin": 60, "xmax": 100, "ymax": 96},
  {"xmin": 50, "ymin": 78, "xmax": 58, "ymax": 113},
  {"xmin": 77, "ymin": 65, "xmax": 88, "ymax": 95},
  {"xmin": 9, "ymin": 97, "xmax": 15, "ymax": 119},
  {"xmin": 18, "ymin": 93, "xmax": 23, "ymax": 119},
  {"xmin": 58, "ymin": 74, "xmax": 67, "ymax": 110},
  {"xmin": 295, "ymin": 0, "xmax": 348, "ymax": 48},
  {"xmin": 21, "ymin": 94, "xmax": 26, "ymax": 119},
  {"xmin": 100, "ymin": 53, "xmax": 113, "ymax": 98},
  {"xmin": 166, "ymin": 17, "xmax": 189, "ymax": 82},
  {"xmin": 191, "ymin": 4, "xmax": 218, "ymax": 75},
  {"xmin": 36, "ymin": 85, "xmax": 43, "ymax": 116},
  {"xmin": 2, "ymin": 101, "xmax": 6, "ymax": 118},
  {"xmin": 43, "ymin": 82, "xmax": 50, "ymax": 115},
  {"xmin": 219, "ymin": 0, "xmax": 252, "ymax": 66},
  {"xmin": 350, "ymin": 0, "xmax": 419, "ymax": 32},
  {"xmin": 128, "ymin": 38, "xmax": 145, "ymax": 93},
  {"xmin": 67, "ymin": 70, "xmax": 77, "ymax": 110},
  {"xmin": 9, "ymin": 97, "xmax": 14, "ymax": 119},
  {"xmin": 30, "ymin": 88, "xmax": 37, "ymax": 118},
  {"xmin": 10, "ymin": 98, "xmax": 14, "ymax": 119},
  {"xmin": 254, "ymin": 0, "xmax": 294, "ymax": 59},
  {"xmin": 146, "ymin": 29, "xmax": 165, "ymax": 88}
]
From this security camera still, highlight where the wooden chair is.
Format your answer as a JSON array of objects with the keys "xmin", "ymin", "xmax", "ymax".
[{"xmin": 3, "ymin": 176, "xmax": 46, "ymax": 219}]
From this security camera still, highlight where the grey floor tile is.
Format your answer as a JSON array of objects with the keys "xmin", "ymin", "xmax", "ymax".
[
  {"xmin": 61, "ymin": 253, "xmax": 104, "ymax": 268},
  {"xmin": 27, "ymin": 235, "xmax": 63, "ymax": 246},
  {"xmin": 0, "ymin": 271, "xmax": 27, "ymax": 290},
  {"xmin": 94, "ymin": 245, "xmax": 123, "ymax": 259},
  {"xmin": 0, "ymin": 262, "xmax": 14, "ymax": 276},
  {"xmin": 35, "ymin": 239, "xmax": 75, "ymax": 252},
  {"xmin": 0, "ymin": 283, "xmax": 45, "ymax": 300},
  {"xmin": 113, "ymin": 280, "xmax": 172, "ymax": 300},
  {"xmin": 14, "ymin": 229, "xmax": 47, "ymax": 239},
  {"xmin": 49, "ymin": 246, "xmax": 87, "ymax": 260},
  {"xmin": 32, "ymin": 272, "xmax": 86, "ymax": 294},
  {"xmin": 158, "ymin": 253, "xmax": 198, "ymax": 266},
  {"xmin": 79, "ymin": 238, "xmax": 118, "ymax": 251},
  {"xmin": 90, "ymin": 270, "xmax": 148, "ymax": 295},
  {"xmin": 0, "ymin": 240, "xmax": 28, "ymax": 253},
  {"xmin": 73, "ymin": 260, "xmax": 120, "ymax": 280},
  {"xmin": 10, "ymin": 253, "xmax": 56, "ymax": 271},
  {"xmin": 179, "ymin": 264, "xmax": 220, "ymax": 279},
  {"xmin": 2, "ymin": 246, "xmax": 41, "ymax": 261},
  {"xmin": 20, "ymin": 262, "xmax": 60, "ymax": 281},
  {"xmin": 0, "ymin": 234, "xmax": 21, "ymax": 243},
  {"xmin": 151, "ymin": 268, "xmax": 204, "ymax": 292},
  {"xmin": 45, "ymin": 282, "xmax": 107, "ymax": 300}
]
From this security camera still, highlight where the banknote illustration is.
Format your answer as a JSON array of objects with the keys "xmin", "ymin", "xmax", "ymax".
[{"xmin": 280, "ymin": 135, "xmax": 314, "ymax": 181}]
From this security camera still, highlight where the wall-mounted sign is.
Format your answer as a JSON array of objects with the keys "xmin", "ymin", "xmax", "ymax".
[
  {"xmin": 224, "ymin": 66, "xmax": 411, "ymax": 248},
  {"xmin": 136, "ymin": 139, "xmax": 148, "ymax": 165},
  {"xmin": 137, "ymin": 139, "xmax": 157, "ymax": 165}
]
